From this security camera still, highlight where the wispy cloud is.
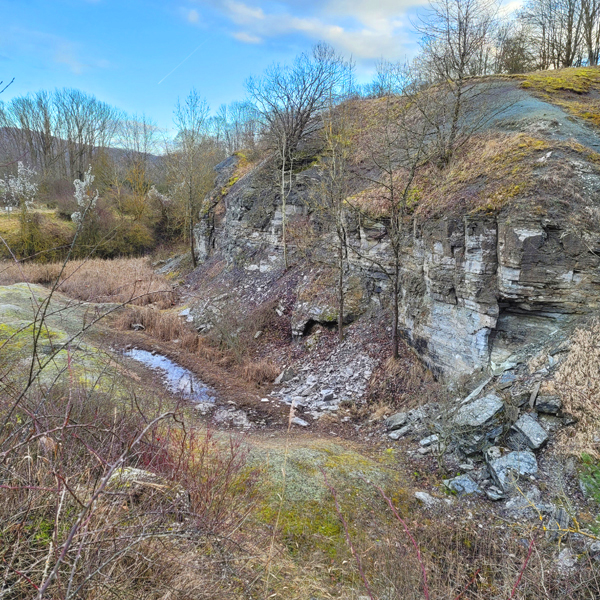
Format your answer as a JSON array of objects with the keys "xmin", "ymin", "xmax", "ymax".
[
  {"xmin": 233, "ymin": 31, "xmax": 262, "ymax": 43},
  {"xmin": 188, "ymin": 8, "xmax": 200, "ymax": 22},
  {"xmin": 193, "ymin": 0, "xmax": 425, "ymax": 60},
  {"xmin": 0, "ymin": 27, "xmax": 109, "ymax": 75}
]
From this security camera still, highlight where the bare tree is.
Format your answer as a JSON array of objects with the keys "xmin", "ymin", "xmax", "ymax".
[
  {"xmin": 350, "ymin": 68, "xmax": 435, "ymax": 359},
  {"xmin": 169, "ymin": 90, "xmax": 225, "ymax": 268},
  {"xmin": 416, "ymin": 0, "xmax": 499, "ymax": 165},
  {"xmin": 581, "ymin": 0, "xmax": 600, "ymax": 64},
  {"xmin": 54, "ymin": 88, "xmax": 120, "ymax": 180},
  {"xmin": 213, "ymin": 101, "xmax": 260, "ymax": 156},
  {"xmin": 520, "ymin": 0, "xmax": 586, "ymax": 68},
  {"xmin": 247, "ymin": 42, "xmax": 347, "ymax": 268},
  {"xmin": 118, "ymin": 113, "xmax": 159, "ymax": 220},
  {"xmin": 313, "ymin": 69, "xmax": 356, "ymax": 342}
]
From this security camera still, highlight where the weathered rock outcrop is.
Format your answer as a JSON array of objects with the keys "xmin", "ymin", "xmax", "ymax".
[{"xmin": 193, "ymin": 96, "xmax": 600, "ymax": 378}]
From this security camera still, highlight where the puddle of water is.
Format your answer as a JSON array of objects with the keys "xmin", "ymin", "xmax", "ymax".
[{"xmin": 124, "ymin": 348, "xmax": 215, "ymax": 403}]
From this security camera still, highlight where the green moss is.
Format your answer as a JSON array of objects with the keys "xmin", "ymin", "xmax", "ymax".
[
  {"xmin": 521, "ymin": 67, "xmax": 600, "ymax": 94},
  {"xmin": 520, "ymin": 67, "xmax": 600, "ymax": 129}
]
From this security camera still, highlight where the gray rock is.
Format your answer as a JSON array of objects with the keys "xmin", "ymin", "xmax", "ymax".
[
  {"xmin": 458, "ymin": 433, "xmax": 486, "ymax": 455},
  {"xmin": 461, "ymin": 377, "xmax": 493, "ymax": 405},
  {"xmin": 487, "ymin": 450, "xmax": 538, "ymax": 492},
  {"xmin": 388, "ymin": 424, "xmax": 411, "ymax": 440},
  {"xmin": 497, "ymin": 371, "xmax": 517, "ymax": 390},
  {"xmin": 291, "ymin": 417, "xmax": 309, "ymax": 427},
  {"xmin": 321, "ymin": 389, "xmax": 335, "ymax": 402},
  {"xmin": 535, "ymin": 395, "xmax": 562, "ymax": 415},
  {"xmin": 408, "ymin": 407, "xmax": 428, "ymax": 422},
  {"xmin": 131, "ymin": 323, "xmax": 145, "ymax": 331},
  {"xmin": 444, "ymin": 474, "xmax": 482, "ymax": 496},
  {"xmin": 419, "ymin": 434, "xmax": 440, "ymax": 447},
  {"xmin": 485, "ymin": 486, "xmax": 505, "ymax": 501},
  {"xmin": 458, "ymin": 463, "xmax": 474, "ymax": 471},
  {"xmin": 275, "ymin": 368, "xmax": 296, "ymax": 385},
  {"xmin": 547, "ymin": 507, "xmax": 571, "ymax": 541},
  {"xmin": 512, "ymin": 413, "xmax": 548, "ymax": 449},
  {"xmin": 556, "ymin": 548, "xmax": 577, "ymax": 573},
  {"xmin": 453, "ymin": 394, "xmax": 504, "ymax": 428},
  {"xmin": 414, "ymin": 491, "xmax": 440, "ymax": 507},
  {"xmin": 385, "ymin": 412, "xmax": 408, "ymax": 431},
  {"xmin": 529, "ymin": 381, "xmax": 541, "ymax": 408},
  {"xmin": 588, "ymin": 541, "xmax": 600, "ymax": 559}
]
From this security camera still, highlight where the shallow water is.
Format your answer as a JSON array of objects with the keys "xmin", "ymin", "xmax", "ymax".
[{"xmin": 124, "ymin": 348, "xmax": 215, "ymax": 403}]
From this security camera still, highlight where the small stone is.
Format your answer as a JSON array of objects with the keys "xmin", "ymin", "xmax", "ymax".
[
  {"xmin": 178, "ymin": 308, "xmax": 191, "ymax": 317},
  {"xmin": 385, "ymin": 412, "xmax": 408, "ymax": 431},
  {"xmin": 260, "ymin": 398, "xmax": 270, "ymax": 403},
  {"xmin": 417, "ymin": 446, "xmax": 431, "ymax": 455},
  {"xmin": 497, "ymin": 371, "xmax": 517, "ymax": 390},
  {"xmin": 321, "ymin": 389, "xmax": 335, "ymax": 402},
  {"xmin": 419, "ymin": 434, "xmax": 440, "ymax": 447},
  {"xmin": 291, "ymin": 417, "xmax": 309, "ymax": 427},
  {"xmin": 415, "ymin": 491, "xmax": 440, "ymax": 507},
  {"xmin": 443, "ymin": 474, "xmax": 481, "ymax": 496},
  {"xmin": 485, "ymin": 486, "xmax": 505, "ymax": 501},
  {"xmin": 535, "ymin": 395, "xmax": 562, "ymax": 415},
  {"xmin": 131, "ymin": 323, "xmax": 145, "ymax": 331},
  {"xmin": 529, "ymin": 381, "xmax": 541, "ymax": 408},
  {"xmin": 556, "ymin": 548, "xmax": 577, "ymax": 573},
  {"xmin": 458, "ymin": 463, "xmax": 474, "ymax": 471},
  {"xmin": 254, "ymin": 330, "xmax": 263, "ymax": 339},
  {"xmin": 275, "ymin": 368, "xmax": 296, "ymax": 385},
  {"xmin": 408, "ymin": 407, "xmax": 427, "ymax": 422},
  {"xmin": 547, "ymin": 507, "xmax": 571, "ymax": 542},
  {"xmin": 388, "ymin": 425, "xmax": 411, "ymax": 440}
]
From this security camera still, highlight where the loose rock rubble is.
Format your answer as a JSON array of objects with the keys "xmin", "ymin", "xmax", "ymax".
[{"xmin": 271, "ymin": 340, "xmax": 377, "ymax": 420}]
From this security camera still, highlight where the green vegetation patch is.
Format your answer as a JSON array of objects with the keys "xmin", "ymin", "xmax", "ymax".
[{"xmin": 521, "ymin": 67, "xmax": 600, "ymax": 128}]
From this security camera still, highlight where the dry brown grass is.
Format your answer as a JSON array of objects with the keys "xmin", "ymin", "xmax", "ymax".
[
  {"xmin": 116, "ymin": 305, "xmax": 200, "ymax": 352},
  {"xmin": 0, "ymin": 257, "xmax": 175, "ymax": 308},
  {"xmin": 241, "ymin": 358, "xmax": 279, "ymax": 385},
  {"xmin": 547, "ymin": 321, "xmax": 600, "ymax": 456}
]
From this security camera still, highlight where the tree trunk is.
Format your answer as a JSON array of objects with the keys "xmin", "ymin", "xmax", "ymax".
[
  {"xmin": 392, "ymin": 255, "xmax": 400, "ymax": 360},
  {"xmin": 338, "ymin": 237, "xmax": 344, "ymax": 343},
  {"xmin": 189, "ymin": 186, "xmax": 197, "ymax": 269}
]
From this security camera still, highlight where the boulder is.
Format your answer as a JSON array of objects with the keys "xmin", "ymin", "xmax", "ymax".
[
  {"xmin": 443, "ymin": 474, "xmax": 482, "ymax": 496},
  {"xmin": 487, "ymin": 450, "xmax": 538, "ymax": 492},
  {"xmin": 388, "ymin": 425, "xmax": 411, "ymax": 440},
  {"xmin": 385, "ymin": 412, "xmax": 408, "ymax": 431},
  {"xmin": 453, "ymin": 394, "xmax": 504, "ymax": 428},
  {"xmin": 511, "ymin": 413, "xmax": 548, "ymax": 450}
]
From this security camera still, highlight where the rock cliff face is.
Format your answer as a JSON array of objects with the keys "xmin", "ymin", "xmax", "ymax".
[{"xmin": 193, "ymin": 98, "xmax": 600, "ymax": 379}]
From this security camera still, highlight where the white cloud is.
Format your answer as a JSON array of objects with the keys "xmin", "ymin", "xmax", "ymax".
[
  {"xmin": 208, "ymin": 0, "xmax": 421, "ymax": 60},
  {"xmin": 187, "ymin": 8, "xmax": 200, "ymax": 23},
  {"xmin": 233, "ymin": 31, "xmax": 263, "ymax": 43},
  {"xmin": 225, "ymin": 1, "xmax": 265, "ymax": 23}
]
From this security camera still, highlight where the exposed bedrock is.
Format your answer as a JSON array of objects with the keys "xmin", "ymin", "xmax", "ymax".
[{"xmin": 194, "ymin": 156, "xmax": 600, "ymax": 377}]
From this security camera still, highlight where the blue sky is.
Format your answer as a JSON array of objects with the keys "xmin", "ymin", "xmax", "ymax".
[{"xmin": 0, "ymin": 0, "xmax": 507, "ymax": 134}]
